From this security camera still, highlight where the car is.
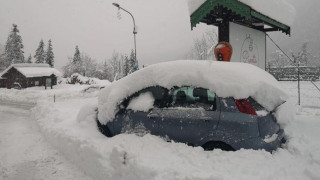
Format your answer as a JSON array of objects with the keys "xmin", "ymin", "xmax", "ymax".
[{"xmin": 97, "ymin": 60, "xmax": 287, "ymax": 152}]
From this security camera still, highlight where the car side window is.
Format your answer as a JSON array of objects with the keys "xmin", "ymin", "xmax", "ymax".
[
  {"xmin": 220, "ymin": 97, "xmax": 239, "ymax": 113},
  {"xmin": 170, "ymin": 86, "xmax": 216, "ymax": 111},
  {"xmin": 120, "ymin": 86, "xmax": 170, "ymax": 112}
]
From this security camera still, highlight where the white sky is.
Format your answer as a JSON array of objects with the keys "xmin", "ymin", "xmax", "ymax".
[{"xmin": 0, "ymin": 0, "xmax": 214, "ymax": 70}]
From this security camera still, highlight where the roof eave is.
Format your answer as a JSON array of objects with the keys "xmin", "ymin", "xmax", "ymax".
[{"xmin": 190, "ymin": 0, "xmax": 291, "ymax": 35}]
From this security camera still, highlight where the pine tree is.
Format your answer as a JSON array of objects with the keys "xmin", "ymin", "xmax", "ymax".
[
  {"xmin": 26, "ymin": 54, "xmax": 32, "ymax": 63},
  {"xmin": 123, "ymin": 55, "xmax": 129, "ymax": 76},
  {"xmin": 72, "ymin": 45, "xmax": 83, "ymax": 74},
  {"xmin": 45, "ymin": 39, "xmax": 54, "ymax": 67},
  {"xmin": 73, "ymin": 45, "xmax": 81, "ymax": 63},
  {"xmin": 1, "ymin": 24, "xmax": 25, "ymax": 68},
  {"xmin": 34, "ymin": 40, "xmax": 45, "ymax": 63},
  {"xmin": 128, "ymin": 49, "xmax": 138, "ymax": 74}
]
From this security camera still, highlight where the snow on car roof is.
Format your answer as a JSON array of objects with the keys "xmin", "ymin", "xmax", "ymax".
[
  {"xmin": 187, "ymin": 0, "xmax": 296, "ymax": 26},
  {"xmin": 98, "ymin": 60, "xmax": 288, "ymax": 124}
]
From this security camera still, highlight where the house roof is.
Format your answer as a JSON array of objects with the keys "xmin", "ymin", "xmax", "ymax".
[
  {"xmin": 188, "ymin": 0, "xmax": 294, "ymax": 35},
  {"xmin": 0, "ymin": 63, "xmax": 62, "ymax": 78}
]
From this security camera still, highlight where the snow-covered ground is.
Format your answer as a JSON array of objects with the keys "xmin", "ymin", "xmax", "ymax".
[
  {"xmin": 1, "ymin": 81, "xmax": 320, "ymax": 180},
  {"xmin": 0, "ymin": 104, "xmax": 92, "ymax": 180}
]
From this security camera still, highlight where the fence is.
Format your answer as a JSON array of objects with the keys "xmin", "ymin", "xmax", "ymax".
[{"xmin": 267, "ymin": 67, "xmax": 320, "ymax": 81}]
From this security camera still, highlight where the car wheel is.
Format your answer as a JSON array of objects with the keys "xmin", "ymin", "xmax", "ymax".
[
  {"xmin": 202, "ymin": 141, "xmax": 235, "ymax": 151},
  {"xmin": 96, "ymin": 119, "xmax": 112, "ymax": 137}
]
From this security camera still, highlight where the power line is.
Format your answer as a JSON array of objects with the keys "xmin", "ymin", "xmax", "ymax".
[{"xmin": 266, "ymin": 33, "xmax": 297, "ymax": 66}]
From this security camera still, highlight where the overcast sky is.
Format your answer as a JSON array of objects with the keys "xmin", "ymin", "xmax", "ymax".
[
  {"xmin": 0, "ymin": 0, "xmax": 214, "ymax": 70},
  {"xmin": 0, "ymin": 0, "xmax": 319, "ymax": 70}
]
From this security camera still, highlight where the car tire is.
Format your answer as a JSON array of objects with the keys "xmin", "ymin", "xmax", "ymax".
[{"xmin": 202, "ymin": 141, "xmax": 235, "ymax": 151}]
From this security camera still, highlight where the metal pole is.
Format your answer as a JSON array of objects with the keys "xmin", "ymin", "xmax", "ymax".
[
  {"xmin": 297, "ymin": 58, "xmax": 301, "ymax": 106},
  {"xmin": 117, "ymin": 6, "xmax": 137, "ymax": 67}
]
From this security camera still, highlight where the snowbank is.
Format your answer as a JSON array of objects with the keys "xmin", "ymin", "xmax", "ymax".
[
  {"xmin": 98, "ymin": 60, "xmax": 288, "ymax": 124},
  {"xmin": 30, "ymin": 94, "xmax": 320, "ymax": 180},
  {"xmin": 68, "ymin": 73, "xmax": 111, "ymax": 87},
  {"xmin": 0, "ymin": 84, "xmax": 104, "ymax": 106},
  {"xmin": 187, "ymin": 0, "xmax": 296, "ymax": 26}
]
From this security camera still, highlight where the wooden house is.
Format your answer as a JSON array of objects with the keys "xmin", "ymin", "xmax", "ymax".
[{"xmin": 0, "ymin": 63, "xmax": 62, "ymax": 89}]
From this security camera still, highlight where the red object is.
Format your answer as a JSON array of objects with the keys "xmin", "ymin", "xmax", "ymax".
[
  {"xmin": 234, "ymin": 99, "xmax": 257, "ymax": 115},
  {"xmin": 214, "ymin": 42, "xmax": 233, "ymax": 62}
]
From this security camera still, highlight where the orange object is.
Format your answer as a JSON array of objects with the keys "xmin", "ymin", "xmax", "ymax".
[{"xmin": 214, "ymin": 42, "xmax": 233, "ymax": 62}]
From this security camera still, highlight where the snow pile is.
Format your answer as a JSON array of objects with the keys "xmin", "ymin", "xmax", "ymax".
[
  {"xmin": 0, "ymin": 84, "xmax": 106, "ymax": 106},
  {"xmin": 69, "ymin": 73, "xmax": 110, "ymax": 87},
  {"xmin": 187, "ymin": 0, "xmax": 295, "ymax": 26},
  {"xmin": 98, "ymin": 60, "xmax": 288, "ymax": 124},
  {"xmin": 127, "ymin": 92, "xmax": 155, "ymax": 112}
]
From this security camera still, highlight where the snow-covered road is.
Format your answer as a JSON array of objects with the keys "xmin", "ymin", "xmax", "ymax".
[{"xmin": 0, "ymin": 105, "xmax": 92, "ymax": 180}]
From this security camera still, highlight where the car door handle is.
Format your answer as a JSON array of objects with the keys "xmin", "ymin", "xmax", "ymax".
[{"xmin": 147, "ymin": 113, "xmax": 158, "ymax": 119}]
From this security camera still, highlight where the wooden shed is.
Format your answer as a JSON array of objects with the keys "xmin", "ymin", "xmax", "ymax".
[{"xmin": 0, "ymin": 63, "xmax": 62, "ymax": 89}]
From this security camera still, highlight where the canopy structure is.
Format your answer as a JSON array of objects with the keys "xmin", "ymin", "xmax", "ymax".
[{"xmin": 189, "ymin": 0, "xmax": 293, "ymax": 41}]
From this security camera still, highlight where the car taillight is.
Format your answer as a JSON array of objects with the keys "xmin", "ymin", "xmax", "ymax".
[{"xmin": 234, "ymin": 99, "xmax": 257, "ymax": 115}]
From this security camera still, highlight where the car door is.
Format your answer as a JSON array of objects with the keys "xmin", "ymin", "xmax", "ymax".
[
  {"xmin": 112, "ymin": 86, "xmax": 168, "ymax": 136},
  {"xmin": 157, "ymin": 87, "xmax": 220, "ymax": 146}
]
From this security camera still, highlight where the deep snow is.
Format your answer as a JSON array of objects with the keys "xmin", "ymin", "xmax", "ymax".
[
  {"xmin": 0, "ymin": 105, "xmax": 92, "ymax": 180},
  {"xmin": 1, "ymin": 81, "xmax": 320, "ymax": 180}
]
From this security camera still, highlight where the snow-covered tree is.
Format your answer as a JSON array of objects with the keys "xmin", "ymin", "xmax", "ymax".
[
  {"xmin": 0, "ymin": 43, "xmax": 4, "ymax": 55},
  {"xmin": 34, "ymin": 40, "xmax": 45, "ymax": 63},
  {"xmin": 1, "ymin": 24, "xmax": 25, "ymax": 70},
  {"xmin": 123, "ymin": 55, "xmax": 129, "ymax": 77},
  {"xmin": 128, "ymin": 49, "xmax": 138, "ymax": 74},
  {"xmin": 81, "ymin": 54, "xmax": 98, "ymax": 77},
  {"xmin": 73, "ymin": 45, "xmax": 81, "ymax": 63},
  {"xmin": 26, "ymin": 54, "xmax": 32, "ymax": 63},
  {"xmin": 99, "ymin": 60, "xmax": 113, "ymax": 81},
  {"xmin": 45, "ymin": 39, "xmax": 54, "ymax": 67},
  {"xmin": 109, "ymin": 51, "xmax": 121, "ymax": 80},
  {"xmin": 187, "ymin": 30, "xmax": 218, "ymax": 60}
]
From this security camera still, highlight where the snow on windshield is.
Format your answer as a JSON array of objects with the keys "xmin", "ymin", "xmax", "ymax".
[
  {"xmin": 98, "ymin": 60, "xmax": 287, "ymax": 124},
  {"xmin": 187, "ymin": 0, "xmax": 295, "ymax": 26},
  {"xmin": 127, "ymin": 92, "xmax": 155, "ymax": 112}
]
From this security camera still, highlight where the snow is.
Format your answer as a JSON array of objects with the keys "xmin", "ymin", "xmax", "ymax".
[
  {"xmin": 0, "ymin": 63, "xmax": 62, "ymax": 78},
  {"xmin": 127, "ymin": 92, "xmax": 155, "ymax": 112},
  {"xmin": 98, "ymin": 60, "xmax": 288, "ymax": 124},
  {"xmin": 1, "ymin": 80, "xmax": 320, "ymax": 180},
  {"xmin": 187, "ymin": 0, "xmax": 295, "ymax": 26},
  {"xmin": 17, "ymin": 67, "xmax": 62, "ymax": 78},
  {"xmin": 0, "ymin": 104, "xmax": 92, "ymax": 180},
  {"xmin": 68, "ymin": 73, "xmax": 111, "ymax": 86},
  {"xmin": 238, "ymin": 0, "xmax": 295, "ymax": 26}
]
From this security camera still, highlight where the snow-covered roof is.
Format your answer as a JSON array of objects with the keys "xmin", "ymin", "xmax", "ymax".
[
  {"xmin": 98, "ymin": 60, "xmax": 288, "ymax": 124},
  {"xmin": 188, "ymin": 0, "xmax": 295, "ymax": 26},
  {"xmin": 0, "ymin": 63, "xmax": 62, "ymax": 78}
]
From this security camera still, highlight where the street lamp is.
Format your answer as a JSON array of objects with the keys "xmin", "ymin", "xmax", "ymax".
[{"xmin": 112, "ymin": 3, "xmax": 138, "ymax": 70}]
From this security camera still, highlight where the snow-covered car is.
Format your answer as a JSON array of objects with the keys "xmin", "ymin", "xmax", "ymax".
[{"xmin": 97, "ymin": 60, "xmax": 288, "ymax": 152}]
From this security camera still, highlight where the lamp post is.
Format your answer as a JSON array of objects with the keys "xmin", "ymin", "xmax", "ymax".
[{"xmin": 112, "ymin": 3, "xmax": 137, "ymax": 69}]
